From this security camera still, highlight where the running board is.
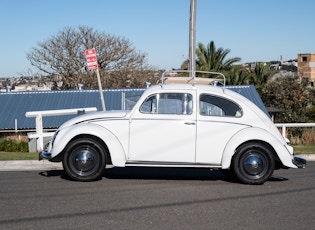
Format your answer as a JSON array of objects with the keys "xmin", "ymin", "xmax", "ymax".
[{"xmin": 125, "ymin": 161, "xmax": 220, "ymax": 168}]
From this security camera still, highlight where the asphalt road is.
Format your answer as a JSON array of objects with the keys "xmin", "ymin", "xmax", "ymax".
[{"xmin": 0, "ymin": 163, "xmax": 314, "ymax": 230}]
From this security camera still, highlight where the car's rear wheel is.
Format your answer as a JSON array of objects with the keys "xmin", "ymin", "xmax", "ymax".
[
  {"xmin": 232, "ymin": 142, "xmax": 275, "ymax": 185},
  {"xmin": 63, "ymin": 137, "xmax": 106, "ymax": 181}
]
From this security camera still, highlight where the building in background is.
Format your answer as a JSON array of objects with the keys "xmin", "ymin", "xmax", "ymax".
[{"xmin": 298, "ymin": 54, "xmax": 315, "ymax": 82}]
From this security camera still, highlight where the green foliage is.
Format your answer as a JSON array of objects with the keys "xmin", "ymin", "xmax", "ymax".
[
  {"xmin": 224, "ymin": 65, "xmax": 250, "ymax": 85},
  {"xmin": 261, "ymin": 76, "xmax": 313, "ymax": 123},
  {"xmin": 306, "ymin": 106, "xmax": 315, "ymax": 122},
  {"xmin": 181, "ymin": 41, "xmax": 241, "ymax": 74},
  {"xmin": 247, "ymin": 63, "xmax": 274, "ymax": 95},
  {"xmin": 0, "ymin": 139, "xmax": 28, "ymax": 152},
  {"xmin": 0, "ymin": 152, "xmax": 38, "ymax": 161}
]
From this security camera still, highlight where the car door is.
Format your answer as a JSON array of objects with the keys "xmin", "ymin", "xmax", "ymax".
[{"xmin": 128, "ymin": 91, "xmax": 196, "ymax": 164}]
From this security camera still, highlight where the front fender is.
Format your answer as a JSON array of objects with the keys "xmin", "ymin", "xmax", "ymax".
[
  {"xmin": 221, "ymin": 127, "xmax": 296, "ymax": 169},
  {"xmin": 50, "ymin": 123, "xmax": 127, "ymax": 166}
]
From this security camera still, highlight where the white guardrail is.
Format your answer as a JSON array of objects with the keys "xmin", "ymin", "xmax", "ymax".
[
  {"xmin": 25, "ymin": 107, "xmax": 97, "ymax": 152},
  {"xmin": 275, "ymin": 123, "xmax": 315, "ymax": 137}
]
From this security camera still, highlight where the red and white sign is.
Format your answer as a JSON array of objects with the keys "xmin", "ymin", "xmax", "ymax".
[{"xmin": 85, "ymin": 48, "xmax": 98, "ymax": 70}]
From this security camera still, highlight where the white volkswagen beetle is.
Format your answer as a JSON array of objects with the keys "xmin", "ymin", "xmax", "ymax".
[{"xmin": 40, "ymin": 71, "xmax": 306, "ymax": 184}]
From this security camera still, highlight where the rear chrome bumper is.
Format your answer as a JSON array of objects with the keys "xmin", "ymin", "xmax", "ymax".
[
  {"xmin": 293, "ymin": 156, "xmax": 306, "ymax": 168},
  {"xmin": 39, "ymin": 151, "xmax": 52, "ymax": 161}
]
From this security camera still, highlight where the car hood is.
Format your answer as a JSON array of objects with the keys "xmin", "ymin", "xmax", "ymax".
[{"xmin": 59, "ymin": 110, "xmax": 129, "ymax": 129}]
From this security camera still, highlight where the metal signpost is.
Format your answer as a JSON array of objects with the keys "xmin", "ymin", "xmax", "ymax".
[
  {"xmin": 189, "ymin": 0, "xmax": 196, "ymax": 79},
  {"xmin": 85, "ymin": 48, "xmax": 106, "ymax": 111}
]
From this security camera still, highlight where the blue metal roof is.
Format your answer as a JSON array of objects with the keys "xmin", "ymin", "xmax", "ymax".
[
  {"xmin": 0, "ymin": 85, "xmax": 267, "ymax": 130},
  {"xmin": 0, "ymin": 89, "xmax": 144, "ymax": 130},
  {"xmin": 227, "ymin": 85, "xmax": 269, "ymax": 115}
]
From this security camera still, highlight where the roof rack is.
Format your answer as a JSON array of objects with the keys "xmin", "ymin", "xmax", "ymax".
[{"xmin": 159, "ymin": 70, "xmax": 226, "ymax": 87}]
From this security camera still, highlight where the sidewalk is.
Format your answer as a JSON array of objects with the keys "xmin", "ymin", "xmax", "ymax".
[
  {"xmin": 295, "ymin": 154, "xmax": 315, "ymax": 162},
  {"xmin": 0, "ymin": 155, "xmax": 314, "ymax": 171},
  {"xmin": 0, "ymin": 160, "xmax": 63, "ymax": 171}
]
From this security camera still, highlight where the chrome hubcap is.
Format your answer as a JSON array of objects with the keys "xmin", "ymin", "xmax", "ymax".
[
  {"xmin": 240, "ymin": 149, "xmax": 269, "ymax": 179},
  {"xmin": 243, "ymin": 154, "xmax": 264, "ymax": 176},
  {"xmin": 75, "ymin": 150, "xmax": 95, "ymax": 171},
  {"xmin": 69, "ymin": 146, "xmax": 100, "ymax": 175}
]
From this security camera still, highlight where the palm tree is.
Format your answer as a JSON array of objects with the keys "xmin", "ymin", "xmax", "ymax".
[
  {"xmin": 224, "ymin": 65, "xmax": 250, "ymax": 85},
  {"xmin": 248, "ymin": 62, "xmax": 272, "ymax": 94},
  {"xmin": 181, "ymin": 41, "xmax": 241, "ymax": 75}
]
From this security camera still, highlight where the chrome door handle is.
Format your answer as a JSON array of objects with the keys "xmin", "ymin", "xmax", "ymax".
[{"xmin": 184, "ymin": 122, "xmax": 195, "ymax": 125}]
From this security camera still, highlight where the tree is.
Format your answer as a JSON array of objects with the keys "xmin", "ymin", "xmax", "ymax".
[
  {"xmin": 305, "ymin": 106, "xmax": 315, "ymax": 122},
  {"xmin": 181, "ymin": 41, "xmax": 241, "ymax": 75},
  {"xmin": 261, "ymin": 75, "xmax": 314, "ymax": 123},
  {"xmin": 248, "ymin": 62, "xmax": 273, "ymax": 95},
  {"xmin": 104, "ymin": 69, "xmax": 162, "ymax": 89},
  {"xmin": 27, "ymin": 26, "xmax": 150, "ymax": 89},
  {"xmin": 224, "ymin": 65, "xmax": 250, "ymax": 85}
]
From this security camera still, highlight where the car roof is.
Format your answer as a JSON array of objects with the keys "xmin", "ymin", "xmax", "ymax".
[{"xmin": 144, "ymin": 83, "xmax": 268, "ymax": 115}]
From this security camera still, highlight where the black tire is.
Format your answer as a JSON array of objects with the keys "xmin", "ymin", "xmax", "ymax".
[
  {"xmin": 62, "ymin": 137, "xmax": 106, "ymax": 181},
  {"xmin": 232, "ymin": 142, "xmax": 275, "ymax": 185}
]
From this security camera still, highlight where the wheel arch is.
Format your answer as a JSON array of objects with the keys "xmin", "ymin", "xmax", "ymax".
[
  {"xmin": 221, "ymin": 127, "xmax": 294, "ymax": 169},
  {"xmin": 50, "ymin": 123, "xmax": 127, "ymax": 166}
]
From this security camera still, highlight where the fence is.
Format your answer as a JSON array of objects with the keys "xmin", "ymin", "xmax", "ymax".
[
  {"xmin": 25, "ymin": 107, "xmax": 97, "ymax": 152},
  {"xmin": 275, "ymin": 123, "xmax": 315, "ymax": 138}
]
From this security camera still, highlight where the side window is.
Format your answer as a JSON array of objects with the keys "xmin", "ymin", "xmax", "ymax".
[
  {"xmin": 199, "ymin": 94, "xmax": 242, "ymax": 117},
  {"xmin": 140, "ymin": 95, "xmax": 157, "ymax": 113},
  {"xmin": 140, "ymin": 93, "xmax": 193, "ymax": 115}
]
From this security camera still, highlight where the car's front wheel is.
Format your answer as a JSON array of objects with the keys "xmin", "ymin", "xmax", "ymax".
[
  {"xmin": 63, "ymin": 137, "xmax": 106, "ymax": 181},
  {"xmin": 232, "ymin": 142, "xmax": 275, "ymax": 185}
]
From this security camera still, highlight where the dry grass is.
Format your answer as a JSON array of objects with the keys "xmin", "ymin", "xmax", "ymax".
[
  {"xmin": 289, "ymin": 128, "xmax": 315, "ymax": 144},
  {"xmin": 4, "ymin": 134, "xmax": 28, "ymax": 142},
  {"xmin": 0, "ymin": 134, "xmax": 29, "ymax": 152}
]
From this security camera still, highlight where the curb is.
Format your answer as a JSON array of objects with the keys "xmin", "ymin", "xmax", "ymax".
[
  {"xmin": 0, "ymin": 160, "xmax": 63, "ymax": 171},
  {"xmin": 298, "ymin": 154, "xmax": 315, "ymax": 162}
]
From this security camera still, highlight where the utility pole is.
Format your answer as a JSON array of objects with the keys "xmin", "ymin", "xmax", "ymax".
[{"xmin": 189, "ymin": 0, "xmax": 196, "ymax": 78}]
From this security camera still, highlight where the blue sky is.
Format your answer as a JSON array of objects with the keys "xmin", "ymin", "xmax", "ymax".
[{"xmin": 1, "ymin": 0, "xmax": 314, "ymax": 77}]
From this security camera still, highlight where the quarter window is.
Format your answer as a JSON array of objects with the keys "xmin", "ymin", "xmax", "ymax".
[
  {"xmin": 140, "ymin": 93, "xmax": 193, "ymax": 115},
  {"xmin": 199, "ymin": 94, "xmax": 242, "ymax": 117}
]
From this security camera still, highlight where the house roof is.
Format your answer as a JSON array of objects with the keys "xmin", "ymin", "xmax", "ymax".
[
  {"xmin": 0, "ymin": 89, "xmax": 144, "ymax": 130},
  {"xmin": 227, "ymin": 85, "xmax": 268, "ymax": 115},
  {"xmin": 0, "ymin": 85, "xmax": 268, "ymax": 131}
]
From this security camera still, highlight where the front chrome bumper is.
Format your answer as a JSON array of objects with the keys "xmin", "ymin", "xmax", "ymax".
[
  {"xmin": 293, "ymin": 156, "xmax": 307, "ymax": 168},
  {"xmin": 39, "ymin": 151, "xmax": 52, "ymax": 161}
]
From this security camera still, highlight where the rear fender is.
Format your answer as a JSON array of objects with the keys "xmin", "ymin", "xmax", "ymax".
[
  {"xmin": 221, "ymin": 127, "xmax": 296, "ymax": 169},
  {"xmin": 50, "ymin": 123, "xmax": 127, "ymax": 166}
]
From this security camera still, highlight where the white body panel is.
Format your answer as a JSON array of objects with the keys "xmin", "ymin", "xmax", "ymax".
[
  {"xmin": 129, "ymin": 116, "xmax": 196, "ymax": 163},
  {"xmin": 45, "ymin": 83, "xmax": 297, "ymax": 170},
  {"xmin": 196, "ymin": 119, "xmax": 248, "ymax": 165}
]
